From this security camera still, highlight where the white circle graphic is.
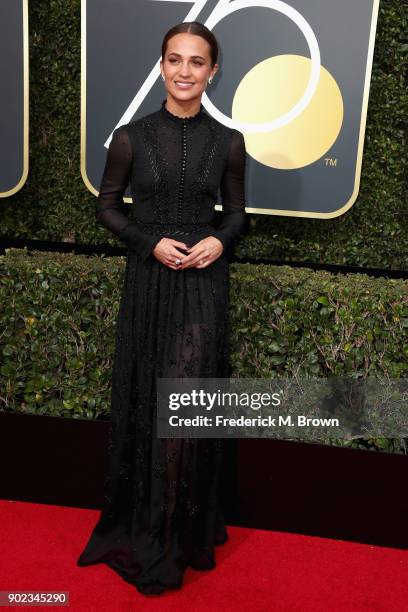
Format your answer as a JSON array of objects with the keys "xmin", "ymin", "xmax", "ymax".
[{"xmin": 203, "ymin": 0, "xmax": 321, "ymax": 133}]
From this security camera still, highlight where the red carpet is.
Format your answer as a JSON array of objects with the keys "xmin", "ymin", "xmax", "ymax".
[{"xmin": 0, "ymin": 499, "xmax": 407, "ymax": 611}]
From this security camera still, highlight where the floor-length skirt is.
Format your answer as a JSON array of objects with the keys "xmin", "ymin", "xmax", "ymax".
[{"xmin": 77, "ymin": 232, "xmax": 231, "ymax": 594}]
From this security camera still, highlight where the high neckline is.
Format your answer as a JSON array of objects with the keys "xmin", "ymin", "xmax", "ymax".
[{"xmin": 160, "ymin": 98, "xmax": 203, "ymax": 124}]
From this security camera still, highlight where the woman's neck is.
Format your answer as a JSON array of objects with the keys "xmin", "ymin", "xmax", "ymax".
[{"xmin": 164, "ymin": 95, "xmax": 202, "ymax": 119}]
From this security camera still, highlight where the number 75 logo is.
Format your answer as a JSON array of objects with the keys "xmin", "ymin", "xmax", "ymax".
[{"xmin": 81, "ymin": 0, "xmax": 380, "ymax": 218}]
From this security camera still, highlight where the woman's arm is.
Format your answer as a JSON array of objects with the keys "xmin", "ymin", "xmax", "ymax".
[
  {"xmin": 96, "ymin": 125, "xmax": 161, "ymax": 261},
  {"xmin": 212, "ymin": 129, "xmax": 247, "ymax": 252}
]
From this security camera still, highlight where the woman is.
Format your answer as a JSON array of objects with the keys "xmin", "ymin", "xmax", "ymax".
[{"xmin": 77, "ymin": 21, "xmax": 247, "ymax": 596}]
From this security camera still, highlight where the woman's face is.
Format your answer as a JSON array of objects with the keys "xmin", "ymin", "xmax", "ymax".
[{"xmin": 160, "ymin": 33, "xmax": 218, "ymax": 104}]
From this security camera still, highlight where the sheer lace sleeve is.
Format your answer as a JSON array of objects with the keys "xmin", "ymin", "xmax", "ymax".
[
  {"xmin": 96, "ymin": 125, "xmax": 162, "ymax": 261},
  {"xmin": 213, "ymin": 129, "xmax": 247, "ymax": 252}
]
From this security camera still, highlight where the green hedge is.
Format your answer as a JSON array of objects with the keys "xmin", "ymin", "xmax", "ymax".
[
  {"xmin": 0, "ymin": 1, "xmax": 406, "ymax": 269},
  {"xmin": 1, "ymin": 248, "xmax": 407, "ymax": 454}
]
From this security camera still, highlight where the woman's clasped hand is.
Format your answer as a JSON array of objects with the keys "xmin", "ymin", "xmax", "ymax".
[{"xmin": 152, "ymin": 235, "xmax": 224, "ymax": 270}]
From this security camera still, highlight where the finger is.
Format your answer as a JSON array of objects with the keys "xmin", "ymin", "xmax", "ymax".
[
  {"xmin": 184, "ymin": 241, "xmax": 204, "ymax": 253},
  {"xmin": 178, "ymin": 254, "xmax": 202, "ymax": 268},
  {"xmin": 185, "ymin": 244, "xmax": 199, "ymax": 253},
  {"xmin": 156, "ymin": 255, "xmax": 178, "ymax": 270},
  {"xmin": 185, "ymin": 238, "xmax": 213, "ymax": 253},
  {"xmin": 182, "ymin": 247, "xmax": 209, "ymax": 261},
  {"xmin": 189, "ymin": 251, "xmax": 210, "ymax": 266},
  {"xmin": 166, "ymin": 250, "xmax": 188, "ymax": 270},
  {"xmin": 170, "ymin": 246, "xmax": 188, "ymax": 256},
  {"xmin": 195, "ymin": 259, "xmax": 212, "ymax": 269},
  {"xmin": 182, "ymin": 255, "xmax": 212, "ymax": 269},
  {"xmin": 165, "ymin": 259, "xmax": 181, "ymax": 270},
  {"xmin": 176, "ymin": 253, "xmax": 199, "ymax": 267},
  {"xmin": 168, "ymin": 252, "xmax": 187, "ymax": 267},
  {"xmin": 169, "ymin": 239, "xmax": 189, "ymax": 249}
]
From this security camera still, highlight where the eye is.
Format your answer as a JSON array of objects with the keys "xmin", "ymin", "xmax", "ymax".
[{"xmin": 168, "ymin": 58, "xmax": 203, "ymax": 65}]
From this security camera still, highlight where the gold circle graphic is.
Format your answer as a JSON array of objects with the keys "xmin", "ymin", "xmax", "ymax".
[{"xmin": 232, "ymin": 55, "xmax": 344, "ymax": 169}]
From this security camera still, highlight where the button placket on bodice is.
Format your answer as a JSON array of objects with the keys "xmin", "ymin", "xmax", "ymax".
[
  {"xmin": 160, "ymin": 98, "xmax": 204, "ymax": 226},
  {"xmin": 177, "ymin": 120, "xmax": 187, "ymax": 224}
]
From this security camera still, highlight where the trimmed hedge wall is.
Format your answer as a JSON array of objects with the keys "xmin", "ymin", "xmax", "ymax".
[
  {"xmin": 0, "ymin": 1, "xmax": 407, "ymax": 269},
  {"xmin": 1, "ymin": 248, "xmax": 407, "ymax": 454}
]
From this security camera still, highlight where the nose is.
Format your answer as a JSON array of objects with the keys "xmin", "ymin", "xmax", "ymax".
[{"xmin": 179, "ymin": 62, "xmax": 192, "ymax": 77}]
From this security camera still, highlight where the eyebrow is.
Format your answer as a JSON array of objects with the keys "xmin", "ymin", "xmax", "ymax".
[{"xmin": 167, "ymin": 52, "xmax": 206, "ymax": 60}]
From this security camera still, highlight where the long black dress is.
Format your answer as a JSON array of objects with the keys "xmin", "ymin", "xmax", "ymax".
[{"xmin": 77, "ymin": 98, "xmax": 247, "ymax": 595}]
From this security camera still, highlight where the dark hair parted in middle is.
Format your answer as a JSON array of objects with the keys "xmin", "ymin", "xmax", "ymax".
[{"xmin": 161, "ymin": 21, "xmax": 219, "ymax": 68}]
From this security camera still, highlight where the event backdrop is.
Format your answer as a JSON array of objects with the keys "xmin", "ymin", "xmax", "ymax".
[
  {"xmin": 0, "ymin": 0, "xmax": 28, "ymax": 197},
  {"xmin": 82, "ymin": 0, "xmax": 379, "ymax": 218},
  {"xmin": 0, "ymin": 1, "xmax": 405, "ymax": 270}
]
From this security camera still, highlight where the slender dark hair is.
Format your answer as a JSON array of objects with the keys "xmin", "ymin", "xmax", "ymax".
[{"xmin": 161, "ymin": 21, "xmax": 219, "ymax": 68}]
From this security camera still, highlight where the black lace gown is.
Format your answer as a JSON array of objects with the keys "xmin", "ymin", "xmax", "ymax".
[{"xmin": 76, "ymin": 99, "xmax": 247, "ymax": 595}]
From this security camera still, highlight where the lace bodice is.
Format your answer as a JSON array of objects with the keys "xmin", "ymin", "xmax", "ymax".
[{"xmin": 96, "ymin": 99, "xmax": 247, "ymax": 260}]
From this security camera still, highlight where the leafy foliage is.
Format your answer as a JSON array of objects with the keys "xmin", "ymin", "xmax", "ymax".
[{"xmin": 1, "ymin": 249, "xmax": 408, "ymax": 454}]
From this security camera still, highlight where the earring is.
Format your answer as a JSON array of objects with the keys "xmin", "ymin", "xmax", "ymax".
[
  {"xmin": 208, "ymin": 77, "xmax": 212, "ymax": 84},
  {"xmin": 161, "ymin": 74, "xmax": 165, "ymax": 81}
]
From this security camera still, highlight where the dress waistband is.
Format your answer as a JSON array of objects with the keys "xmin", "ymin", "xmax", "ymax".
[{"xmin": 135, "ymin": 222, "xmax": 214, "ymax": 236}]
